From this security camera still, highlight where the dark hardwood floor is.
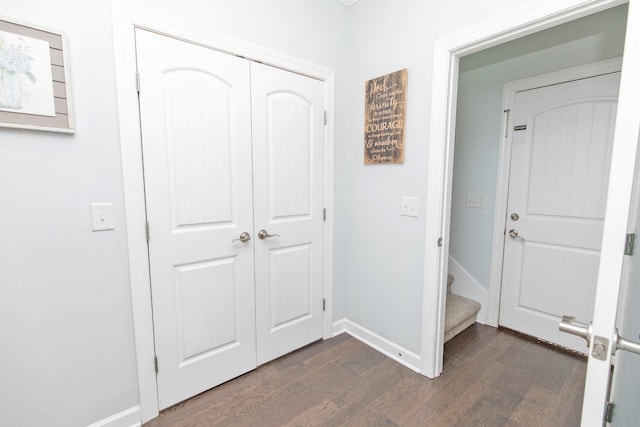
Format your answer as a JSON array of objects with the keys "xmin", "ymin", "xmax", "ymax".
[{"xmin": 144, "ymin": 324, "xmax": 586, "ymax": 426}]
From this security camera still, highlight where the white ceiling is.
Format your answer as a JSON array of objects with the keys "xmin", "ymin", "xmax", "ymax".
[{"xmin": 339, "ymin": 0, "xmax": 359, "ymax": 5}]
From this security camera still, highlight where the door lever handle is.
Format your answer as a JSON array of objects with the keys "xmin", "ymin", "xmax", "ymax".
[
  {"xmin": 258, "ymin": 229, "xmax": 280, "ymax": 240},
  {"xmin": 233, "ymin": 232, "xmax": 251, "ymax": 243},
  {"xmin": 508, "ymin": 229, "xmax": 525, "ymax": 240},
  {"xmin": 614, "ymin": 330, "xmax": 640, "ymax": 355},
  {"xmin": 559, "ymin": 315, "xmax": 592, "ymax": 346}
]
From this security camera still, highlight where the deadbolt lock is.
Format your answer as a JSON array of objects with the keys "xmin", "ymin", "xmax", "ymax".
[{"xmin": 511, "ymin": 213, "xmax": 520, "ymax": 221}]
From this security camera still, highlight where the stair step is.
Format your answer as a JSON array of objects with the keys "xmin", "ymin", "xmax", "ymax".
[{"xmin": 444, "ymin": 293, "xmax": 481, "ymax": 343}]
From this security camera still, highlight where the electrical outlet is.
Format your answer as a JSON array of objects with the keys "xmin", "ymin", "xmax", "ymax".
[
  {"xmin": 466, "ymin": 193, "xmax": 487, "ymax": 209},
  {"xmin": 401, "ymin": 196, "xmax": 419, "ymax": 217}
]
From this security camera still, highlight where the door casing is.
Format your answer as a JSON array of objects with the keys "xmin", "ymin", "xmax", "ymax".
[{"xmin": 112, "ymin": 2, "xmax": 336, "ymax": 422}]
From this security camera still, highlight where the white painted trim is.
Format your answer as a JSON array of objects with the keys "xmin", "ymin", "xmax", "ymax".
[
  {"xmin": 334, "ymin": 319, "xmax": 421, "ymax": 373},
  {"xmin": 486, "ymin": 57, "xmax": 623, "ymax": 327},
  {"xmin": 421, "ymin": 0, "xmax": 628, "ymax": 379},
  {"xmin": 323, "ymin": 74, "xmax": 336, "ymax": 341},
  {"xmin": 332, "ymin": 318, "xmax": 348, "ymax": 336},
  {"xmin": 448, "ymin": 256, "xmax": 489, "ymax": 325},
  {"xmin": 86, "ymin": 406, "xmax": 141, "ymax": 427},
  {"xmin": 112, "ymin": 1, "xmax": 335, "ymax": 422}
]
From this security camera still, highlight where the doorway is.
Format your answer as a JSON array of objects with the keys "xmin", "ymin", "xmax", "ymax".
[
  {"xmin": 447, "ymin": 5, "xmax": 627, "ymax": 334},
  {"xmin": 419, "ymin": 1, "xmax": 630, "ymax": 378}
]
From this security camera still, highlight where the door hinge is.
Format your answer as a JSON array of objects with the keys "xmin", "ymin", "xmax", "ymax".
[
  {"xmin": 145, "ymin": 222, "xmax": 150, "ymax": 241},
  {"xmin": 136, "ymin": 72, "xmax": 141, "ymax": 93},
  {"xmin": 324, "ymin": 110, "xmax": 328, "ymax": 125},
  {"xmin": 322, "ymin": 298, "xmax": 326, "ymax": 311},
  {"xmin": 503, "ymin": 109, "xmax": 511, "ymax": 138},
  {"xmin": 605, "ymin": 401, "xmax": 615, "ymax": 423},
  {"xmin": 154, "ymin": 356, "xmax": 159, "ymax": 374},
  {"xmin": 625, "ymin": 233, "xmax": 636, "ymax": 256},
  {"xmin": 513, "ymin": 124, "xmax": 527, "ymax": 131},
  {"xmin": 323, "ymin": 208, "xmax": 327, "ymax": 221}
]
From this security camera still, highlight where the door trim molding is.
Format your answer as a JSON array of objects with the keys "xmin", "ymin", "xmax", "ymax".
[
  {"xmin": 487, "ymin": 57, "xmax": 623, "ymax": 327},
  {"xmin": 420, "ymin": 0, "xmax": 627, "ymax": 379},
  {"xmin": 111, "ymin": 1, "xmax": 336, "ymax": 422}
]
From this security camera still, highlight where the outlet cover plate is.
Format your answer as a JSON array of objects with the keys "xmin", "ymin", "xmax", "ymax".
[
  {"xmin": 466, "ymin": 193, "xmax": 487, "ymax": 209},
  {"xmin": 401, "ymin": 196, "xmax": 419, "ymax": 217}
]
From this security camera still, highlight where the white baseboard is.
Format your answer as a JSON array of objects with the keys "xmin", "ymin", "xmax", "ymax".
[
  {"xmin": 332, "ymin": 318, "xmax": 421, "ymax": 373},
  {"xmin": 448, "ymin": 256, "xmax": 489, "ymax": 324},
  {"xmin": 86, "ymin": 406, "xmax": 141, "ymax": 427},
  {"xmin": 332, "ymin": 318, "xmax": 348, "ymax": 337}
]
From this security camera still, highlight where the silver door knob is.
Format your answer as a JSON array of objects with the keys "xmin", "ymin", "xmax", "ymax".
[
  {"xmin": 508, "ymin": 229, "xmax": 524, "ymax": 240},
  {"xmin": 258, "ymin": 229, "xmax": 280, "ymax": 240},
  {"xmin": 233, "ymin": 232, "xmax": 251, "ymax": 243}
]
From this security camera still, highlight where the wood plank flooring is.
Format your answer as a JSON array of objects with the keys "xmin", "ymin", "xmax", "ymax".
[{"xmin": 144, "ymin": 324, "xmax": 586, "ymax": 426}]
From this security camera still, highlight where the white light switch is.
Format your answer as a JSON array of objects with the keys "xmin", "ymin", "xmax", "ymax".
[
  {"xmin": 466, "ymin": 193, "xmax": 487, "ymax": 209},
  {"xmin": 90, "ymin": 203, "xmax": 114, "ymax": 231},
  {"xmin": 401, "ymin": 196, "xmax": 419, "ymax": 217}
]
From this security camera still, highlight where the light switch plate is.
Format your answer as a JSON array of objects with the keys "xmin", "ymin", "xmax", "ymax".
[
  {"xmin": 90, "ymin": 203, "xmax": 114, "ymax": 231},
  {"xmin": 466, "ymin": 193, "xmax": 487, "ymax": 209},
  {"xmin": 401, "ymin": 196, "xmax": 419, "ymax": 217}
]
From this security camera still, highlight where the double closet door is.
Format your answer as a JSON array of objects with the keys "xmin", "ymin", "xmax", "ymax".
[{"xmin": 135, "ymin": 29, "xmax": 325, "ymax": 409}]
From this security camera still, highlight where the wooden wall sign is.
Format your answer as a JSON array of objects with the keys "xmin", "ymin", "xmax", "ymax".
[{"xmin": 364, "ymin": 68, "xmax": 407, "ymax": 164}]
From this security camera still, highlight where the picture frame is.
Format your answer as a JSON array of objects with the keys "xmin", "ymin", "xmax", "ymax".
[
  {"xmin": 0, "ymin": 16, "xmax": 73, "ymax": 133},
  {"xmin": 364, "ymin": 68, "xmax": 407, "ymax": 165}
]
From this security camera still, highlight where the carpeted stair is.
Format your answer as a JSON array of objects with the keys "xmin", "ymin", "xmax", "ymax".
[{"xmin": 444, "ymin": 274, "xmax": 481, "ymax": 343}]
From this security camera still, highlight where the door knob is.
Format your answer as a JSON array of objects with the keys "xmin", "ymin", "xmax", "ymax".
[
  {"xmin": 232, "ymin": 232, "xmax": 251, "ymax": 243},
  {"xmin": 508, "ymin": 229, "xmax": 524, "ymax": 240},
  {"xmin": 257, "ymin": 229, "xmax": 280, "ymax": 240}
]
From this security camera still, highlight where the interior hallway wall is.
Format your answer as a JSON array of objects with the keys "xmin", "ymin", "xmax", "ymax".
[
  {"xmin": 0, "ymin": 1, "xmax": 347, "ymax": 426},
  {"xmin": 337, "ymin": 0, "xmax": 551, "ymax": 355},
  {"xmin": 0, "ymin": 0, "xmax": 629, "ymax": 425}
]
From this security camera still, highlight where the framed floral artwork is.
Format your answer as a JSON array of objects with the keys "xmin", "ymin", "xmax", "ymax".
[{"xmin": 0, "ymin": 17, "xmax": 73, "ymax": 132}]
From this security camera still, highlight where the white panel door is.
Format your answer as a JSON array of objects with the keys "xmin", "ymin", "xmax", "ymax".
[
  {"xmin": 606, "ymin": 139, "xmax": 640, "ymax": 425},
  {"xmin": 500, "ymin": 72, "xmax": 620, "ymax": 353},
  {"xmin": 251, "ymin": 62, "xmax": 325, "ymax": 365},
  {"xmin": 136, "ymin": 29, "xmax": 256, "ymax": 409}
]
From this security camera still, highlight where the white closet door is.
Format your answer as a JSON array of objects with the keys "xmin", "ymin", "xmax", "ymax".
[
  {"xmin": 136, "ymin": 29, "xmax": 256, "ymax": 409},
  {"xmin": 251, "ymin": 62, "xmax": 325, "ymax": 365},
  {"xmin": 500, "ymin": 72, "xmax": 620, "ymax": 352}
]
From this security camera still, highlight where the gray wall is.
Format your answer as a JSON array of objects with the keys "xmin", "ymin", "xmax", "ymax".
[
  {"xmin": 0, "ymin": 1, "xmax": 347, "ymax": 426},
  {"xmin": 450, "ymin": 5, "xmax": 628, "ymax": 292},
  {"xmin": 336, "ymin": 0, "xmax": 541, "ymax": 354},
  {"xmin": 0, "ymin": 0, "xmax": 628, "ymax": 425}
]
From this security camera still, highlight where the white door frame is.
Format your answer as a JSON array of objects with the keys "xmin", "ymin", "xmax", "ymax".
[
  {"xmin": 582, "ymin": 0, "xmax": 640, "ymax": 423},
  {"xmin": 420, "ymin": 0, "xmax": 628, "ymax": 378},
  {"xmin": 485, "ymin": 57, "xmax": 623, "ymax": 328},
  {"xmin": 111, "ymin": 1, "xmax": 336, "ymax": 422}
]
